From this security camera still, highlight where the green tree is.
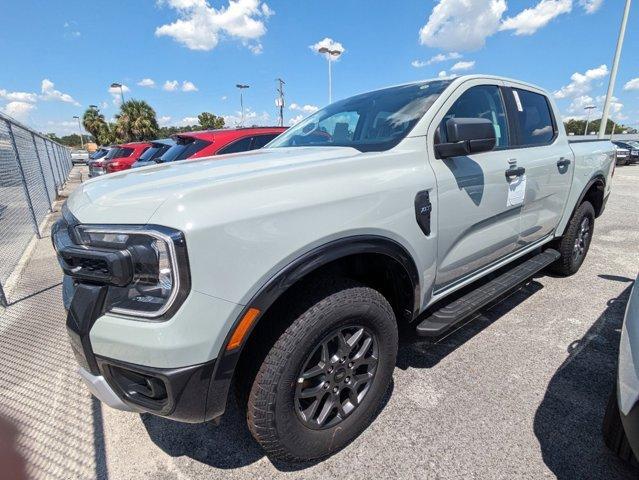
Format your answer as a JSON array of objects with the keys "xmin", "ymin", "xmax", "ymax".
[
  {"xmin": 82, "ymin": 107, "xmax": 108, "ymax": 143},
  {"xmin": 114, "ymin": 99, "xmax": 159, "ymax": 142},
  {"xmin": 197, "ymin": 112, "xmax": 225, "ymax": 130},
  {"xmin": 564, "ymin": 117, "xmax": 634, "ymax": 136}
]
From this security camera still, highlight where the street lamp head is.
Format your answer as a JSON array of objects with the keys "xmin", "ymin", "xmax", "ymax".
[
  {"xmin": 73, "ymin": 115, "xmax": 79, "ymax": 119},
  {"xmin": 236, "ymin": 84, "xmax": 250, "ymax": 89},
  {"xmin": 110, "ymin": 82, "xmax": 122, "ymax": 88},
  {"xmin": 318, "ymin": 46, "xmax": 342, "ymax": 57},
  {"xmin": 89, "ymin": 104, "xmax": 98, "ymax": 109},
  {"xmin": 584, "ymin": 105, "xmax": 596, "ymax": 110}
]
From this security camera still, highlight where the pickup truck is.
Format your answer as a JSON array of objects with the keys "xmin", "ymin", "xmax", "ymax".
[{"xmin": 53, "ymin": 75, "xmax": 615, "ymax": 462}]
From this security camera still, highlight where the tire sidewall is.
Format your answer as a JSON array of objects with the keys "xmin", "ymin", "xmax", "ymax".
[{"xmin": 272, "ymin": 288, "xmax": 397, "ymax": 460}]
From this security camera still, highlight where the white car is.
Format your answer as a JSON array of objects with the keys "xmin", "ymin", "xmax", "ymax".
[
  {"xmin": 604, "ymin": 274, "xmax": 639, "ymax": 465},
  {"xmin": 53, "ymin": 75, "xmax": 615, "ymax": 461}
]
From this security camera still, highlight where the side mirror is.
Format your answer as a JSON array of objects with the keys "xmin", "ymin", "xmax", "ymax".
[{"xmin": 435, "ymin": 117, "xmax": 496, "ymax": 159}]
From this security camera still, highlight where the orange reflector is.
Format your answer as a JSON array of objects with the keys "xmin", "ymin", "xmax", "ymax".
[{"xmin": 226, "ymin": 307, "xmax": 261, "ymax": 351}]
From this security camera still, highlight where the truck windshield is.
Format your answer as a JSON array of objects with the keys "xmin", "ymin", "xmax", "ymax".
[{"xmin": 267, "ymin": 80, "xmax": 452, "ymax": 152}]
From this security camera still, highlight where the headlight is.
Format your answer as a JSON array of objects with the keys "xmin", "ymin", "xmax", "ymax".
[{"xmin": 74, "ymin": 226, "xmax": 188, "ymax": 319}]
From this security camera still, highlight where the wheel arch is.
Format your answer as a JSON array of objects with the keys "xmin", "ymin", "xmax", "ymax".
[
  {"xmin": 205, "ymin": 235, "xmax": 420, "ymax": 417},
  {"xmin": 558, "ymin": 174, "xmax": 606, "ymax": 237}
]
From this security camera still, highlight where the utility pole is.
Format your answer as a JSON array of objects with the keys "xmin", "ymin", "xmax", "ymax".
[
  {"xmin": 276, "ymin": 78, "xmax": 285, "ymax": 127},
  {"xmin": 73, "ymin": 115, "xmax": 84, "ymax": 149},
  {"xmin": 583, "ymin": 105, "xmax": 596, "ymax": 135},
  {"xmin": 599, "ymin": 0, "xmax": 632, "ymax": 138},
  {"xmin": 236, "ymin": 84, "xmax": 249, "ymax": 126}
]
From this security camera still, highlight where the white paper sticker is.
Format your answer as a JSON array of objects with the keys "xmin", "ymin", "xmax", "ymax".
[
  {"xmin": 507, "ymin": 174, "xmax": 526, "ymax": 207},
  {"xmin": 512, "ymin": 90, "xmax": 523, "ymax": 112}
]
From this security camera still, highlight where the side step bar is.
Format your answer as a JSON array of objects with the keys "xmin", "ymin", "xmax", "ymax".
[{"xmin": 416, "ymin": 249, "xmax": 560, "ymax": 337}]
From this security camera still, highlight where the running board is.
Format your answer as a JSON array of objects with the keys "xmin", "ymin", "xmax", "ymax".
[{"xmin": 416, "ymin": 249, "xmax": 560, "ymax": 337}]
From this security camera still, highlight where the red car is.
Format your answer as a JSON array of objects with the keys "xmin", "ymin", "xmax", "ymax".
[
  {"xmin": 104, "ymin": 142, "xmax": 152, "ymax": 173},
  {"xmin": 157, "ymin": 127, "xmax": 287, "ymax": 163}
]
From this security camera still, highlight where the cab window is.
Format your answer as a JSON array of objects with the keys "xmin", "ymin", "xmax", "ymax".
[
  {"xmin": 438, "ymin": 85, "xmax": 509, "ymax": 148},
  {"xmin": 511, "ymin": 88, "xmax": 556, "ymax": 146}
]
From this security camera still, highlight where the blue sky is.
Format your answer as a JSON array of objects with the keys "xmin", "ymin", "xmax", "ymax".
[{"xmin": 0, "ymin": 0, "xmax": 637, "ymax": 136}]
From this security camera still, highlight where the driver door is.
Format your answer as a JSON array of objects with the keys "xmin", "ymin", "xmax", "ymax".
[{"xmin": 428, "ymin": 81, "xmax": 521, "ymax": 292}]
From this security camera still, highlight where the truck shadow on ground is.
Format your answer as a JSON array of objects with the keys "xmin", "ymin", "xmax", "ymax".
[
  {"xmin": 141, "ymin": 275, "xmax": 636, "ymax": 476},
  {"xmin": 533, "ymin": 276, "xmax": 636, "ymax": 480}
]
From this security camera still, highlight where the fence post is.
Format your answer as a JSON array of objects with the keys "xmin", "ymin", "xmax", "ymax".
[
  {"xmin": 50, "ymin": 141, "xmax": 63, "ymax": 186},
  {"xmin": 6, "ymin": 120, "xmax": 41, "ymax": 239},
  {"xmin": 42, "ymin": 137, "xmax": 59, "ymax": 196},
  {"xmin": 31, "ymin": 132, "xmax": 53, "ymax": 210}
]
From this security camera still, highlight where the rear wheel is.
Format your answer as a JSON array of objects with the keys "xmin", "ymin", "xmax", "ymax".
[
  {"xmin": 246, "ymin": 277, "xmax": 398, "ymax": 462},
  {"xmin": 551, "ymin": 201, "xmax": 595, "ymax": 276}
]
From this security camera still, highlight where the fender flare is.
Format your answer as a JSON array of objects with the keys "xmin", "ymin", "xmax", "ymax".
[
  {"xmin": 204, "ymin": 235, "xmax": 420, "ymax": 418},
  {"xmin": 557, "ymin": 174, "xmax": 606, "ymax": 237}
]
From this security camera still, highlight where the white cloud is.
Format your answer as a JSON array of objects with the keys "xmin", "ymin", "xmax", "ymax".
[
  {"xmin": 596, "ymin": 95, "xmax": 626, "ymax": 121},
  {"xmin": 289, "ymin": 103, "xmax": 319, "ymax": 114},
  {"xmin": 624, "ymin": 78, "xmax": 639, "ymax": 91},
  {"xmin": 419, "ymin": 0, "xmax": 506, "ymax": 52},
  {"xmin": 182, "ymin": 80, "xmax": 198, "ymax": 92},
  {"xmin": 180, "ymin": 116, "xmax": 200, "ymax": 126},
  {"xmin": 579, "ymin": 0, "xmax": 604, "ymax": 14},
  {"xmin": 1, "ymin": 101, "xmax": 36, "ymax": 121},
  {"xmin": 155, "ymin": 0, "xmax": 273, "ymax": 53},
  {"xmin": 412, "ymin": 51, "xmax": 462, "ymax": 67},
  {"xmin": 438, "ymin": 70, "xmax": 448, "ymax": 78},
  {"xmin": 289, "ymin": 114, "xmax": 304, "ymax": 125},
  {"xmin": 500, "ymin": 0, "xmax": 572, "ymax": 36},
  {"xmin": 310, "ymin": 37, "xmax": 345, "ymax": 60},
  {"xmin": 553, "ymin": 64, "xmax": 608, "ymax": 99},
  {"xmin": 41, "ymin": 79, "xmax": 80, "ymax": 105},
  {"xmin": 158, "ymin": 115, "xmax": 172, "ymax": 126},
  {"xmin": 566, "ymin": 95, "xmax": 596, "ymax": 116},
  {"xmin": 223, "ymin": 108, "xmax": 271, "ymax": 126},
  {"xmin": 108, "ymin": 83, "xmax": 130, "ymax": 105},
  {"xmin": 0, "ymin": 89, "xmax": 38, "ymax": 103},
  {"xmin": 221, "ymin": 95, "xmax": 228, "ymax": 101},
  {"xmin": 163, "ymin": 80, "xmax": 180, "ymax": 91},
  {"xmin": 138, "ymin": 78, "xmax": 156, "ymax": 87},
  {"xmin": 451, "ymin": 60, "xmax": 475, "ymax": 72}
]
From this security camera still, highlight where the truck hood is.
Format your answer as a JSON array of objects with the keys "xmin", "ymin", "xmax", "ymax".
[{"xmin": 67, "ymin": 146, "xmax": 361, "ymax": 224}]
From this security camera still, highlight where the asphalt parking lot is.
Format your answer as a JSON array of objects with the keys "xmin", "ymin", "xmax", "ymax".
[{"xmin": 1, "ymin": 164, "xmax": 638, "ymax": 479}]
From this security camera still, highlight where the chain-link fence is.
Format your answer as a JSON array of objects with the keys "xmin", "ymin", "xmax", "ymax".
[{"xmin": 0, "ymin": 112, "xmax": 72, "ymax": 307}]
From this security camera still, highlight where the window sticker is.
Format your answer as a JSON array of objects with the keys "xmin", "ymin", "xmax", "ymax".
[
  {"xmin": 512, "ymin": 90, "xmax": 524, "ymax": 112},
  {"xmin": 507, "ymin": 174, "xmax": 526, "ymax": 207}
]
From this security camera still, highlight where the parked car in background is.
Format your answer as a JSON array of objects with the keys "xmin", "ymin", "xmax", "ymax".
[
  {"xmin": 55, "ymin": 75, "xmax": 615, "ymax": 461},
  {"xmin": 131, "ymin": 138, "xmax": 175, "ymax": 168},
  {"xmin": 88, "ymin": 147, "xmax": 115, "ymax": 178},
  {"xmin": 603, "ymin": 272, "xmax": 639, "ymax": 466},
  {"xmin": 614, "ymin": 144, "xmax": 631, "ymax": 166},
  {"xmin": 155, "ymin": 127, "xmax": 287, "ymax": 164},
  {"xmin": 71, "ymin": 150, "xmax": 89, "ymax": 165},
  {"xmin": 613, "ymin": 141, "xmax": 638, "ymax": 164},
  {"xmin": 103, "ymin": 142, "xmax": 151, "ymax": 174}
]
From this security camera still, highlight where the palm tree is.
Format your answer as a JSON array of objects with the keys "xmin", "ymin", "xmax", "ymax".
[
  {"xmin": 82, "ymin": 107, "xmax": 108, "ymax": 144},
  {"xmin": 114, "ymin": 100, "xmax": 159, "ymax": 142}
]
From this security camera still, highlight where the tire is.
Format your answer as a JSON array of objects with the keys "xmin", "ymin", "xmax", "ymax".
[
  {"xmin": 603, "ymin": 387, "xmax": 638, "ymax": 465},
  {"xmin": 551, "ymin": 200, "xmax": 595, "ymax": 276},
  {"xmin": 247, "ymin": 277, "xmax": 398, "ymax": 462}
]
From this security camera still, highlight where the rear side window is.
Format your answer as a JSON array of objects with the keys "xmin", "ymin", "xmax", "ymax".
[
  {"xmin": 114, "ymin": 147, "xmax": 134, "ymax": 158},
  {"xmin": 511, "ymin": 89, "xmax": 556, "ymax": 146},
  {"xmin": 175, "ymin": 138, "xmax": 211, "ymax": 160},
  {"xmin": 252, "ymin": 134, "xmax": 279, "ymax": 149},
  {"xmin": 217, "ymin": 136, "xmax": 253, "ymax": 154},
  {"xmin": 438, "ymin": 85, "xmax": 510, "ymax": 148}
]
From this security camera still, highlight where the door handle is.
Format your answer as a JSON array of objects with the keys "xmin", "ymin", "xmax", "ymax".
[
  {"xmin": 505, "ymin": 166, "xmax": 525, "ymax": 180},
  {"xmin": 557, "ymin": 158, "xmax": 571, "ymax": 168}
]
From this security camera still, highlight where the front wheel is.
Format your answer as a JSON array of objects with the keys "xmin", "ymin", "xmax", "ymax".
[
  {"xmin": 551, "ymin": 201, "xmax": 595, "ymax": 276},
  {"xmin": 247, "ymin": 278, "xmax": 398, "ymax": 462}
]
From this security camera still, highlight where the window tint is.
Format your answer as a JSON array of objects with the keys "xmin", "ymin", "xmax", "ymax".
[
  {"xmin": 159, "ymin": 143, "xmax": 187, "ymax": 162},
  {"xmin": 252, "ymin": 134, "xmax": 279, "ymax": 149},
  {"xmin": 217, "ymin": 136, "xmax": 253, "ymax": 154},
  {"xmin": 105, "ymin": 148, "xmax": 121, "ymax": 160},
  {"xmin": 439, "ymin": 85, "xmax": 509, "ymax": 148},
  {"xmin": 114, "ymin": 147, "xmax": 134, "ymax": 158},
  {"xmin": 175, "ymin": 138, "xmax": 211, "ymax": 160},
  {"xmin": 138, "ymin": 144, "xmax": 171, "ymax": 162},
  {"xmin": 268, "ymin": 80, "xmax": 452, "ymax": 152},
  {"xmin": 512, "ymin": 88, "xmax": 555, "ymax": 146}
]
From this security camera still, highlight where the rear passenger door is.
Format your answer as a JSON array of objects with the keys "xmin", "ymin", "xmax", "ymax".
[{"xmin": 501, "ymin": 84, "xmax": 573, "ymax": 247}]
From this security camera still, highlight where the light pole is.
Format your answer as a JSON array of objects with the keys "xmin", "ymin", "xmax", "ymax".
[
  {"xmin": 276, "ymin": 78, "xmax": 285, "ymax": 127},
  {"xmin": 236, "ymin": 84, "xmax": 250, "ymax": 126},
  {"xmin": 110, "ymin": 82, "xmax": 125, "ymax": 104},
  {"xmin": 583, "ymin": 105, "xmax": 596, "ymax": 135},
  {"xmin": 599, "ymin": 0, "xmax": 632, "ymax": 138},
  {"xmin": 318, "ymin": 46, "xmax": 342, "ymax": 104},
  {"xmin": 73, "ymin": 115, "xmax": 85, "ymax": 149}
]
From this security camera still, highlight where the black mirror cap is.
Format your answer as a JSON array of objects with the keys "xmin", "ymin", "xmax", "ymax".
[{"xmin": 436, "ymin": 117, "xmax": 497, "ymax": 159}]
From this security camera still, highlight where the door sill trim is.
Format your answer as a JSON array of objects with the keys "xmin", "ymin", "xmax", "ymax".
[{"xmin": 427, "ymin": 234, "xmax": 554, "ymax": 308}]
